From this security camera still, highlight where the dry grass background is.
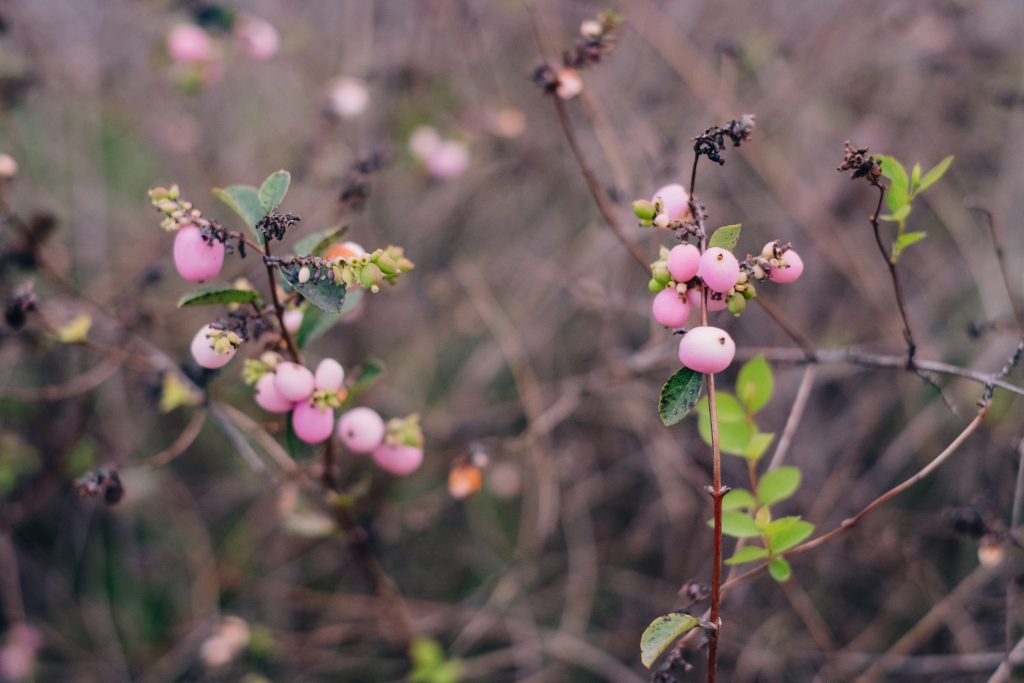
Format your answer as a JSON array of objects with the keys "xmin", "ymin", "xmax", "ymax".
[{"xmin": 2, "ymin": 1, "xmax": 1024, "ymax": 681}]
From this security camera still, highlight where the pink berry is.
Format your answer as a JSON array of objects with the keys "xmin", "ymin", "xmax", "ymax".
[
  {"xmin": 336, "ymin": 407, "xmax": 385, "ymax": 453},
  {"xmin": 173, "ymin": 225, "xmax": 225, "ymax": 282},
  {"xmin": 651, "ymin": 183, "xmax": 691, "ymax": 222},
  {"xmin": 770, "ymin": 249, "xmax": 804, "ymax": 284},
  {"xmin": 167, "ymin": 24, "xmax": 213, "ymax": 64},
  {"xmin": 282, "ymin": 309, "xmax": 303, "ymax": 334},
  {"xmin": 236, "ymin": 16, "xmax": 279, "ymax": 61},
  {"xmin": 291, "ymin": 402, "xmax": 335, "ymax": 444},
  {"xmin": 686, "ymin": 287, "xmax": 728, "ymax": 312},
  {"xmin": 373, "ymin": 443, "xmax": 424, "ymax": 476},
  {"xmin": 274, "ymin": 362, "xmax": 315, "ymax": 402},
  {"xmin": 255, "ymin": 372, "xmax": 293, "ymax": 413},
  {"xmin": 678, "ymin": 326, "xmax": 736, "ymax": 373},
  {"xmin": 698, "ymin": 247, "xmax": 740, "ymax": 293},
  {"xmin": 190, "ymin": 325, "xmax": 235, "ymax": 369},
  {"xmin": 667, "ymin": 244, "xmax": 701, "ymax": 282},
  {"xmin": 314, "ymin": 358, "xmax": 345, "ymax": 391},
  {"xmin": 652, "ymin": 289, "xmax": 690, "ymax": 328}
]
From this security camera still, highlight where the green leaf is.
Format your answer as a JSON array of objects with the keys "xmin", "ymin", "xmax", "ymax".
[
  {"xmin": 707, "ymin": 223, "xmax": 741, "ymax": 251},
  {"xmin": 736, "ymin": 355, "xmax": 773, "ymax": 414},
  {"xmin": 880, "ymin": 204, "xmax": 911, "ymax": 223},
  {"xmin": 911, "ymin": 162, "xmax": 921, "ymax": 192},
  {"xmin": 294, "ymin": 289, "xmax": 364, "ymax": 348},
  {"xmin": 696, "ymin": 393, "xmax": 753, "ymax": 455},
  {"xmin": 769, "ymin": 557, "xmax": 792, "ymax": 582},
  {"xmin": 725, "ymin": 545, "xmax": 769, "ymax": 565},
  {"xmin": 213, "ymin": 185, "xmax": 266, "ymax": 244},
  {"xmin": 756, "ymin": 466, "xmax": 801, "ymax": 506},
  {"xmin": 742, "ymin": 432, "xmax": 775, "ymax": 461},
  {"xmin": 715, "ymin": 511, "xmax": 761, "ymax": 538},
  {"xmin": 177, "ymin": 285, "xmax": 263, "ymax": 308},
  {"xmin": 918, "ymin": 155, "xmax": 953, "ymax": 192},
  {"xmin": 55, "ymin": 314, "xmax": 92, "ymax": 343},
  {"xmin": 767, "ymin": 518, "xmax": 814, "ymax": 554},
  {"xmin": 283, "ymin": 266, "xmax": 348, "ymax": 313},
  {"xmin": 876, "ymin": 155, "xmax": 909, "ymax": 213},
  {"xmin": 722, "ymin": 488, "xmax": 756, "ymax": 512},
  {"xmin": 293, "ymin": 225, "xmax": 348, "ymax": 257},
  {"xmin": 659, "ymin": 367, "xmax": 704, "ymax": 426},
  {"xmin": 258, "ymin": 170, "xmax": 291, "ymax": 214},
  {"xmin": 342, "ymin": 358, "xmax": 385, "ymax": 407},
  {"xmin": 890, "ymin": 230, "xmax": 927, "ymax": 263},
  {"xmin": 640, "ymin": 612, "xmax": 700, "ymax": 668}
]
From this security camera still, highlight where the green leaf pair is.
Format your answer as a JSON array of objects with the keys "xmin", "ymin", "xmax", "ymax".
[{"xmin": 875, "ymin": 153, "xmax": 953, "ymax": 263}]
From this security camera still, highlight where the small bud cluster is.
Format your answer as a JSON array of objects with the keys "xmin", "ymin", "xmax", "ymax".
[
  {"xmin": 532, "ymin": 11, "xmax": 623, "ymax": 101},
  {"xmin": 256, "ymin": 210, "xmax": 301, "ymax": 242},
  {"xmin": 837, "ymin": 140, "xmax": 882, "ymax": 183},
  {"xmin": 635, "ymin": 182, "xmax": 804, "ymax": 374},
  {"xmin": 693, "ymin": 115, "xmax": 756, "ymax": 165},
  {"xmin": 277, "ymin": 244, "xmax": 414, "ymax": 294}
]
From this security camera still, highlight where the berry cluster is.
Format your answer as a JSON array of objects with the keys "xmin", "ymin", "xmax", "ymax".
[{"xmin": 634, "ymin": 184, "xmax": 804, "ymax": 374}]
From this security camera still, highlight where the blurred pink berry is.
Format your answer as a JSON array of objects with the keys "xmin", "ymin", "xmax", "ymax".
[
  {"xmin": 190, "ymin": 325, "xmax": 235, "ymax": 369},
  {"xmin": 314, "ymin": 358, "xmax": 345, "ymax": 391},
  {"xmin": 769, "ymin": 248, "xmax": 804, "ymax": 284},
  {"xmin": 282, "ymin": 309, "xmax": 303, "ymax": 334},
  {"xmin": 337, "ymin": 407, "xmax": 386, "ymax": 453},
  {"xmin": 274, "ymin": 362, "xmax": 315, "ymax": 402},
  {"xmin": 698, "ymin": 247, "xmax": 740, "ymax": 293},
  {"xmin": 373, "ymin": 443, "xmax": 424, "ymax": 476},
  {"xmin": 292, "ymin": 402, "xmax": 334, "ymax": 444},
  {"xmin": 667, "ymin": 244, "xmax": 701, "ymax": 282},
  {"xmin": 173, "ymin": 225, "xmax": 224, "ymax": 282},
  {"xmin": 409, "ymin": 126, "xmax": 441, "ymax": 160},
  {"xmin": 167, "ymin": 24, "xmax": 213, "ymax": 64},
  {"xmin": 255, "ymin": 373, "xmax": 293, "ymax": 413},
  {"xmin": 651, "ymin": 183, "xmax": 691, "ymax": 223},
  {"xmin": 678, "ymin": 326, "xmax": 736, "ymax": 373},
  {"xmin": 325, "ymin": 77, "xmax": 369, "ymax": 119},
  {"xmin": 426, "ymin": 141, "xmax": 470, "ymax": 180},
  {"xmin": 236, "ymin": 16, "xmax": 279, "ymax": 61},
  {"xmin": 556, "ymin": 68, "xmax": 583, "ymax": 99},
  {"xmin": 652, "ymin": 289, "xmax": 690, "ymax": 328},
  {"xmin": 686, "ymin": 286, "xmax": 728, "ymax": 313}
]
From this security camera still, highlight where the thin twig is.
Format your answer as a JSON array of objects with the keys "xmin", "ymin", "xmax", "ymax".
[
  {"xmin": 263, "ymin": 240, "xmax": 301, "ymax": 363},
  {"xmin": 968, "ymin": 202, "xmax": 1024, "ymax": 333},
  {"xmin": 867, "ymin": 182, "xmax": 917, "ymax": 366}
]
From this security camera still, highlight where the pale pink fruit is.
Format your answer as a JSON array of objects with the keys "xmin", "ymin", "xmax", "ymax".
[
  {"xmin": 651, "ymin": 183, "xmax": 691, "ymax": 222},
  {"xmin": 282, "ymin": 309, "xmax": 303, "ymax": 334},
  {"xmin": 255, "ymin": 373, "xmax": 293, "ymax": 413},
  {"xmin": 409, "ymin": 126, "xmax": 441, "ymax": 160},
  {"xmin": 190, "ymin": 325, "xmax": 235, "ymax": 369},
  {"xmin": 167, "ymin": 24, "xmax": 213, "ymax": 64},
  {"xmin": 698, "ymin": 247, "xmax": 740, "ymax": 293},
  {"xmin": 325, "ymin": 77, "xmax": 369, "ymax": 119},
  {"xmin": 652, "ymin": 289, "xmax": 690, "ymax": 328},
  {"xmin": 236, "ymin": 16, "xmax": 279, "ymax": 61},
  {"xmin": 667, "ymin": 244, "xmax": 701, "ymax": 282},
  {"xmin": 426, "ymin": 141, "xmax": 470, "ymax": 180},
  {"xmin": 173, "ymin": 225, "xmax": 224, "ymax": 282},
  {"xmin": 556, "ymin": 68, "xmax": 583, "ymax": 99},
  {"xmin": 274, "ymin": 362, "xmax": 315, "ymax": 402},
  {"xmin": 678, "ymin": 326, "xmax": 736, "ymax": 373},
  {"xmin": 292, "ymin": 402, "xmax": 334, "ymax": 444},
  {"xmin": 769, "ymin": 248, "xmax": 804, "ymax": 284},
  {"xmin": 337, "ymin": 407, "xmax": 385, "ymax": 453},
  {"xmin": 373, "ymin": 443, "xmax": 424, "ymax": 476},
  {"xmin": 314, "ymin": 358, "xmax": 345, "ymax": 391},
  {"xmin": 686, "ymin": 287, "xmax": 728, "ymax": 312}
]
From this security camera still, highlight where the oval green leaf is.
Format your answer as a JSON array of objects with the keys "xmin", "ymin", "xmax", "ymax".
[
  {"xmin": 918, "ymin": 155, "xmax": 953, "ymax": 192},
  {"xmin": 725, "ymin": 545, "xmax": 769, "ymax": 565},
  {"xmin": 213, "ymin": 184, "xmax": 265, "ymax": 244},
  {"xmin": 659, "ymin": 367, "xmax": 704, "ymax": 426},
  {"xmin": 707, "ymin": 223, "xmax": 741, "ymax": 251},
  {"xmin": 722, "ymin": 488, "xmax": 756, "ymax": 512},
  {"xmin": 737, "ymin": 355, "xmax": 773, "ymax": 414},
  {"xmin": 283, "ymin": 267, "xmax": 348, "ymax": 313},
  {"xmin": 258, "ymin": 170, "xmax": 291, "ymax": 213},
  {"xmin": 640, "ymin": 612, "xmax": 700, "ymax": 668},
  {"xmin": 756, "ymin": 466, "xmax": 801, "ymax": 507},
  {"xmin": 767, "ymin": 518, "xmax": 814, "ymax": 554},
  {"xmin": 769, "ymin": 557, "xmax": 792, "ymax": 582},
  {"xmin": 178, "ymin": 285, "xmax": 263, "ymax": 308}
]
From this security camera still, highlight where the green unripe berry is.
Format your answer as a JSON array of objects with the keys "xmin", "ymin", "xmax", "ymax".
[
  {"xmin": 648, "ymin": 278, "xmax": 665, "ymax": 293},
  {"xmin": 632, "ymin": 199, "xmax": 656, "ymax": 221},
  {"xmin": 652, "ymin": 264, "xmax": 671, "ymax": 285},
  {"xmin": 727, "ymin": 292, "xmax": 746, "ymax": 316},
  {"xmin": 742, "ymin": 283, "xmax": 757, "ymax": 299}
]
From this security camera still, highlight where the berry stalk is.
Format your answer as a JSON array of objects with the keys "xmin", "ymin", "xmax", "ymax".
[{"xmin": 262, "ymin": 239, "xmax": 301, "ymax": 363}]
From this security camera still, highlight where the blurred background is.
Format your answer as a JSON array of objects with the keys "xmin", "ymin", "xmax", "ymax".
[{"xmin": 1, "ymin": 0, "xmax": 1024, "ymax": 681}]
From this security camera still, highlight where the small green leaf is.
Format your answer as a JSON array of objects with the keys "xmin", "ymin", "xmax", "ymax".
[
  {"xmin": 293, "ymin": 225, "xmax": 348, "ymax": 257},
  {"xmin": 283, "ymin": 266, "xmax": 348, "ymax": 313},
  {"xmin": 258, "ymin": 170, "xmax": 291, "ymax": 213},
  {"xmin": 696, "ymin": 392, "xmax": 752, "ymax": 455},
  {"xmin": 880, "ymin": 204, "xmax": 911, "ymax": 223},
  {"xmin": 742, "ymin": 432, "xmax": 775, "ymax": 461},
  {"xmin": 707, "ymin": 223, "xmax": 741, "ymax": 251},
  {"xmin": 767, "ymin": 518, "xmax": 814, "ymax": 554},
  {"xmin": 640, "ymin": 613, "xmax": 700, "ymax": 669},
  {"xmin": 177, "ymin": 285, "xmax": 263, "ymax": 308},
  {"xmin": 890, "ymin": 230, "xmax": 927, "ymax": 263},
  {"xmin": 659, "ymin": 367, "xmax": 704, "ymax": 426},
  {"xmin": 55, "ymin": 314, "xmax": 92, "ymax": 343},
  {"xmin": 911, "ymin": 162, "xmax": 921, "ymax": 192},
  {"xmin": 918, "ymin": 155, "xmax": 953, "ymax": 192},
  {"xmin": 736, "ymin": 355, "xmax": 773, "ymax": 414},
  {"xmin": 756, "ymin": 466, "xmax": 801, "ymax": 506},
  {"xmin": 715, "ymin": 511, "xmax": 761, "ymax": 538},
  {"xmin": 722, "ymin": 488, "xmax": 756, "ymax": 512},
  {"xmin": 725, "ymin": 545, "xmax": 769, "ymax": 565},
  {"xmin": 769, "ymin": 557, "xmax": 792, "ymax": 582},
  {"xmin": 159, "ymin": 372, "xmax": 201, "ymax": 413},
  {"xmin": 213, "ymin": 184, "xmax": 266, "ymax": 243},
  {"xmin": 876, "ymin": 155, "xmax": 909, "ymax": 213}
]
